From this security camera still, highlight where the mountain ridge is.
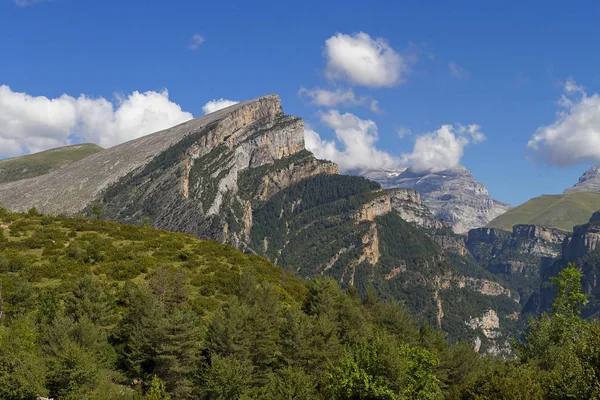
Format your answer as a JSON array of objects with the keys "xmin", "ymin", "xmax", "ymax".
[{"xmin": 0, "ymin": 143, "xmax": 103, "ymax": 184}]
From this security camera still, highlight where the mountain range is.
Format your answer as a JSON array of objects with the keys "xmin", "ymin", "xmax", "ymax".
[
  {"xmin": 362, "ymin": 166, "xmax": 511, "ymax": 234},
  {"xmin": 4, "ymin": 94, "xmax": 600, "ymax": 353},
  {"xmin": 0, "ymin": 94, "xmax": 522, "ymax": 352}
]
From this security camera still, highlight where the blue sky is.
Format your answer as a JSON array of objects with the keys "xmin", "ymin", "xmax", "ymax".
[{"xmin": 2, "ymin": 0, "xmax": 600, "ymax": 205}]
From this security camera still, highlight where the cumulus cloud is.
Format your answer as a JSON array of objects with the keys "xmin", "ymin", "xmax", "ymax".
[
  {"xmin": 323, "ymin": 32, "xmax": 409, "ymax": 87},
  {"xmin": 202, "ymin": 98, "xmax": 239, "ymax": 114},
  {"xmin": 189, "ymin": 34, "xmax": 205, "ymax": 50},
  {"xmin": 0, "ymin": 85, "xmax": 193, "ymax": 158},
  {"xmin": 449, "ymin": 62, "xmax": 469, "ymax": 80},
  {"xmin": 304, "ymin": 110, "xmax": 398, "ymax": 171},
  {"xmin": 305, "ymin": 110, "xmax": 484, "ymax": 173},
  {"xmin": 527, "ymin": 78, "xmax": 600, "ymax": 167},
  {"xmin": 400, "ymin": 124, "xmax": 485, "ymax": 172}
]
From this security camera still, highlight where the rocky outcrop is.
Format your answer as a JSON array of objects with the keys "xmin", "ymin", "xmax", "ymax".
[
  {"xmin": 431, "ymin": 234, "xmax": 468, "ymax": 256},
  {"xmin": 434, "ymin": 273, "xmax": 515, "ymax": 299},
  {"xmin": 363, "ymin": 166, "xmax": 511, "ymax": 234},
  {"xmin": 562, "ymin": 223, "xmax": 600, "ymax": 262},
  {"xmin": 355, "ymin": 194, "xmax": 393, "ymax": 222},
  {"xmin": 466, "ymin": 309, "xmax": 511, "ymax": 356},
  {"xmin": 388, "ymin": 188, "xmax": 446, "ymax": 230},
  {"xmin": 254, "ymin": 157, "xmax": 338, "ymax": 202},
  {"xmin": 467, "ymin": 224, "xmax": 567, "ymax": 305},
  {"xmin": 565, "ymin": 165, "xmax": 600, "ymax": 193},
  {"xmin": 467, "ymin": 309, "xmax": 501, "ymax": 339}
]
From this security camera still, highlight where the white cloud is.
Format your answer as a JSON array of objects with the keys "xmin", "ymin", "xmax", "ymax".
[
  {"xmin": 323, "ymin": 32, "xmax": 409, "ymax": 87},
  {"xmin": 202, "ymin": 98, "xmax": 239, "ymax": 114},
  {"xmin": 298, "ymin": 87, "xmax": 365, "ymax": 107},
  {"xmin": 369, "ymin": 100, "xmax": 382, "ymax": 114},
  {"xmin": 304, "ymin": 110, "xmax": 398, "ymax": 172},
  {"xmin": 527, "ymin": 78, "xmax": 600, "ymax": 167},
  {"xmin": 0, "ymin": 85, "xmax": 193, "ymax": 157},
  {"xmin": 298, "ymin": 86, "xmax": 383, "ymax": 113},
  {"xmin": 449, "ymin": 62, "xmax": 469, "ymax": 80},
  {"xmin": 189, "ymin": 34, "xmax": 205, "ymax": 50},
  {"xmin": 401, "ymin": 124, "xmax": 485, "ymax": 172},
  {"xmin": 304, "ymin": 112, "xmax": 484, "ymax": 173}
]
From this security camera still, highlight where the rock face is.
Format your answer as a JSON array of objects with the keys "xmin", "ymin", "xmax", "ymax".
[
  {"xmin": 565, "ymin": 165, "xmax": 600, "ymax": 193},
  {"xmin": 388, "ymin": 188, "xmax": 446, "ymax": 230},
  {"xmin": 466, "ymin": 309, "xmax": 511, "ymax": 355},
  {"xmin": 466, "ymin": 224, "xmax": 568, "ymax": 303},
  {"xmin": 0, "ymin": 95, "xmax": 292, "ymax": 215},
  {"xmin": 562, "ymin": 223, "xmax": 600, "ymax": 262},
  {"xmin": 363, "ymin": 166, "xmax": 511, "ymax": 234}
]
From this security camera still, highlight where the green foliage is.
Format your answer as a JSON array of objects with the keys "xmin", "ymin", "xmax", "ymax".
[
  {"xmin": 145, "ymin": 375, "xmax": 170, "ymax": 400},
  {"xmin": 2, "ymin": 208, "xmax": 597, "ymax": 399}
]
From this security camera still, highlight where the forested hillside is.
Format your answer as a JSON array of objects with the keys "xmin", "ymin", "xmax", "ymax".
[{"xmin": 1, "ymin": 208, "xmax": 598, "ymax": 399}]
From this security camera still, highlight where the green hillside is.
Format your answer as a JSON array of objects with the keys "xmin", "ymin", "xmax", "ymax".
[
  {"xmin": 0, "ymin": 206, "xmax": 475, "ymax": 399},
  {"xmin": 486, "ymin": 191, "xmax": 600, "ymax": 232},
  {"xmin": 1, "ymin": 208, "xmax": 598, "ymax": 399},
  {"xmin": 0, "ymin": 143, "xmax": 103, "ymax": 184}
]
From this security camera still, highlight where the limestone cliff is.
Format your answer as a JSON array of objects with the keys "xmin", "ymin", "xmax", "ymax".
[{"xmin": 467, "ymin": 224, "xmax": 568, "ymax": 303}]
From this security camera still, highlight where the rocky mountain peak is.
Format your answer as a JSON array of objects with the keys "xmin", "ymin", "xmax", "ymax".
[
  {"xmin": 565, "ymin": 164, "xmax": 600, "ymax": 193},
  {"xmin": 362, "ymin": 166, "xmax": 511, "ymax": 234},
  {"xmin": 0, "ymin": 94, "xmax": 293, "ymax": 216}
]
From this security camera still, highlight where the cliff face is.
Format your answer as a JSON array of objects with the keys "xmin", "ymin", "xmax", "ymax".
[
  {"xmin": 562, "ymin": 224, "xmax": 600, "ymax": 262},
  {"xmin": 363, "ymin": 166, "xmax": 511, "ymax": 233},
  {"xmin": 466, "ymin": 224, "xmax": 567, "ymax": 303},
  {"xmin": 0, "ymin": 95, "xmax": 290, "ymax": 215},
  {"xmin": 523, "ymin": 218, "xmax": 600, "ymax": 318},
  {"xmin": 388, "ymin": 188, "xmax": 446, "ymax": 230}
]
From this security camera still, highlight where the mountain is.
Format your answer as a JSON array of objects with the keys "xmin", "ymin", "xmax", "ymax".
[
  {"xmin": 0, "ymin": 207, "xmax": 452, "ymax": 398},
  {"xmin": 362, "ymin": 166, "xmax": 511, "ymax": 234},
  {"xmin": 0, "ymin": 143, "xmax": 103, "ymax": 184},
  {"xmin": 486, "ymin": 192, "xmax": 600, "ymax": 232},
  {"xmin": 0, "ymin": 94, "xmax": 519, "ymax": 349},
  {"xmin": 565, "ymin": 164, "xmax": 600, "ymax": 193}
]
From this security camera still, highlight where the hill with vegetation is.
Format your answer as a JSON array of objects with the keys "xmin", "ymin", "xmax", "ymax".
[
  {"xmin": 0, "ymin": 144, "xmax": 103, "ymax": 184},
  {"xmin": 486, "ymin": 191, "xmax": 600, "ymax": 232},
  {"xmin": 0, "ymin": 207, "xmax": 598, "ymax": 398}
]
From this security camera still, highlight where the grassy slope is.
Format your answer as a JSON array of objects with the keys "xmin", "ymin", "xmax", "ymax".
[
  {"xmin": 0, "ymin": 208, "xmax": 306, "ymax": 318},
  {"xmin": 486, "ymin": 191, "xmax": 600, "ymax": 232},
  {"xmin": 0, "ymin": 143, "xmax": 103, "ymax": 184}
]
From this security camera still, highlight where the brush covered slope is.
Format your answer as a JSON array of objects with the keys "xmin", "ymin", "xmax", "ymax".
[
  {"xmin": 0, "ymin": 95, "xmax": 518, "ymax": 350},
  {"xmin": 0, "ymin": 207, "xmax": 498, "ymax": 400},
  {"xmin": 486, "ymin": 192, "xmax": 600, "ymax": 232},
  {"xmin": 0, "ymin": 143, "xmax": 103, "ymax": 184},
  {"xmin": 1, "ymin": 209, "xmax": 598, "ymax": 399}
]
